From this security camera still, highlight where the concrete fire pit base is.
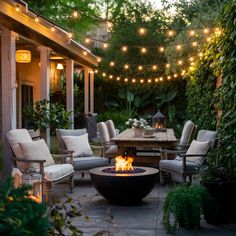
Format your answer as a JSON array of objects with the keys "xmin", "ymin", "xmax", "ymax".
[{"xmin": 89, "ymin": 166, "xmax": 158, "ymax": 205}]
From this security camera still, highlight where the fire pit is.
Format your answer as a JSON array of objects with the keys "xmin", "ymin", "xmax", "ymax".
[{"xmin": 89, "ymin": 156, "xmax": 158, "ymax": 205}]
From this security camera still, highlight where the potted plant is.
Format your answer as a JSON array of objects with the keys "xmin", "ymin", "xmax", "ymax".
[
  {"xmin": 162, "ymin": 184, "xmax": 211, "ymax": 234},
  {"xmin": 125, "ymin": 118, "xmax": 148, "ymax": 137},
  {"xmin": 201, "ymin": 149, "xmax": 236, "ymax": 224}
]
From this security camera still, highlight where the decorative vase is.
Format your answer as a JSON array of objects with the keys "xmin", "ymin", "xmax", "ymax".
[{"xmin": 133, "ymin": 128, "xmax": 144, "ymax": 137}]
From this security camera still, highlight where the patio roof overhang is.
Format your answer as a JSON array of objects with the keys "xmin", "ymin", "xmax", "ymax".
[{"xmin": 0, "ymin": 0, "xmax": 98, "ymax": 68}]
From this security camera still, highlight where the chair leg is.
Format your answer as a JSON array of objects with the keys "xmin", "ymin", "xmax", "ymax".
[
  {"xmin": 160, "ymin": 170, "xmax": 165, "ymax": 185},
  {"xmin": 189, "ymin": 175, "xmax": 192, "ymax": 183},
  {"xmin": 69, "ymin": 174, "xmax": 74, "ymax": 193}
]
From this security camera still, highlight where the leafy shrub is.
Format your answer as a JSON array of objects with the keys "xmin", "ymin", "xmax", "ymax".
[
  {"xmin": 163, "ymin": 184, "xmax": 211, "ymax": 234},
  {"xmin": 24, "ymin": 99, "xmax": 72, "ymax": 134},
  {"xmin": 0, "ymin": 177, "xmax": 49, "ymax": 236},
  {"xmin": 97, "ymin": 110, "xmax": 130, "ymax": 131}
]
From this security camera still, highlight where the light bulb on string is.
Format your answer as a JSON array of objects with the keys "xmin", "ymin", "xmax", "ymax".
[
  {"xmin": 139, "ymin": 27, "xmax": 146, "ymax": 35},
  {"xmin": 103, "ymin": 43, "xmax": 108, "ymax": 48},
  {"xmin": 168, "ymin": 30, "xmax": 174, "ymax": 37},
  {"xmin": 178, "ymin": 60, "xmax": 183, "ymax": 65},
  {"xmin": 167, "ymin": 76, "xmax": 171, "ymax": 80},
  {"xmin": 95, "ymin": 70, "xmax": 98, "ymax": 74},
  {"xmin": 166, "ymin": 63, "xmax": 170, "ymax": 68},
  {"xmin": 141, "ymin": 47, "xmax": 147, "ymax": 54},
  {"xmin": 189, "ymin": 57, "xmax": 194, "ymax": 62},
  {"xmin": 102, "ymin": 72, "xmax": 106, "ymax": 77},
  {"xmin": 138, "ymin": 66, "xmax": 143, "ymax": 70},
  {"xmin": 122, "ymin": 46, "xmax": 128, "ymax": 52},
  {"xmin": 203, "ymin": 28, "xmax": 209, "ymax": 34},
  {"xmin": 117, "ymin": 77, "xmax": 120, "ymax": 81},
  {"xmin": 83, "ymin": 51, "xmax": 88, "ymax": 56},
  {"xmin": 159, "ymin": 77, "xmax": 163, "ymax": 81},
  {"xmin": 85, "ymin": 37, "xmax": 91, "ymax": 43},
  {"xmin": 174, "ymin": 74, "xmax": 178, "ymax": 78},
  {"xmin": 51, "ymin": 26, "xmax": 55, "ymax": 32},
  {"xmin": 124, "ymin": 64, "xmax": 129, "ymax": 70},
  {"xmin": 206, "ymin": 37, "xmax": 211, "ymax": 42},
  {"xmin": 148, "ymin": 79, "xmax": 152, "ymax": 83},
  {"xmin": 124, "ymin": 78, "xmax": 128, "ymax": 82},
  {"xmin": 132, "ymin": 79, "xmax": 136, "ymax": 83},
  {"xmin": 176, "ymin": 45, "xmax": 182, "ymax": 50},
  {"xmin": 110, "ymin": 61, "xmax": 115, "ymax": 66},
  {"xmin": 152, "ymin": 65, "xmax": 157, "ymax": 70},
  {"xmin": 35, "ymin": 16, "xmax": 39, "ymax": 22},
  {"xmin": 189, "ymin": 30, "xmax": 195, "ymax": 36},
  {"xmin": 72, "ymin": 11, "xmax": 79, "ymax": 18},
  {"xmin": 198, "ymin": 52, "xmax": 203, "ymax": 57},
  {"xmin": 140, "ymin": 79, "xmax": 144, "ymax": 83},
  {"xmin": 97, "ymin": 57, "xmax": 102, "ymax": 62},
  {"xmin": 159, "ymin": 47, "xmax": 165, "ymax": 52},
  {"xmin": 155, "ymin": 78, "xmax": 158, "ymax": 82},
  {"xmin": 16, "ymin": 4, "xmax": 20, "ymax": 12},
  {"xmin": 68, "ymin": 32, "xmax": 73, "ymax": 39},
  {"xmin": 192, "ymin": 41, "xmax": 198, "ymax": 47},
  {"xmin": 109, "ymin": 75, "xmax": 113, "ymax": 79}
]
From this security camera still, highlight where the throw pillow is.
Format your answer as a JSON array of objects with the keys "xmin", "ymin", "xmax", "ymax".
[
  {"xmin": 186, "ymin": 140, "xmax": 210, "ymax": 165},
  {"xmin": 19, "ymin": 139, "xmax": 55, "ymax": 171},
  {"xmin": 62, "ymin": 133, "xmax": 93, "ymax": 157}
]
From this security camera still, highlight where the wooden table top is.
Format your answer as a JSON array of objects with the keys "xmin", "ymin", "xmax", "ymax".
[{"xmin": 111, "ymin": 128, "xmax": 177, "ymax": 148}]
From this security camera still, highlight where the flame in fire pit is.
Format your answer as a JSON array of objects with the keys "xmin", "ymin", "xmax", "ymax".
[{"xmin": 115, "ymin": 156, "xmax": 134, "ymax": 171}]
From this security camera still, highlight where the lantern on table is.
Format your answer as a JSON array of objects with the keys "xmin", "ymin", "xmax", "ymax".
[
  {"xmin": 152, "ymin": 111, "xmax": 166, "ymax": 131},
  {"xmin": 22, "ymin": 170, "xmax": 42, "ymax": 203}
]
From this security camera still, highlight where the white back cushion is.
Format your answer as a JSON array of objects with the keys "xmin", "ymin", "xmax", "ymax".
[
  {"xmin": 179, "ymin": 120, "xmax": 195, "ymax": 146},
  {"xmin": 62, "ymin": 133, "xmax": 93, "ymax": 157},
  {"xmin": 20, "ymin": 139, "xmax": 55, "ymax": 170},
  {"xmin": 97, "ymin": 122, "xmax": 110, "ymax": 143},
  {"xmin": 106, "ymin": 120, "xmax": 117, "ymax": 139},
  {"xmin": 186, "ymin": 140, "xmax": 210, "ymax": 165},
  {"xmin": 197, "ymin": 130, "xmax": 217, "ymax": 149}
]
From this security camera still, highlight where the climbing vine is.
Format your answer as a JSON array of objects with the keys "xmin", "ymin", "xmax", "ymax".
[{"xmin": 186, "ymin": 0, "xmax": 236, "ymax": 175}]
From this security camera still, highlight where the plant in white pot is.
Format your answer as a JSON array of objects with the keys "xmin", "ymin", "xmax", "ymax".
[{"xmin": 125, "ymin": 118, "xmax": 148, "ymax": 137}]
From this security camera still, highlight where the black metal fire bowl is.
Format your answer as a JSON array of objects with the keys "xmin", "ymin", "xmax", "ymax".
[{"xmin": 89, "ymin": 166, "xmax": 158, "ymax": 205}]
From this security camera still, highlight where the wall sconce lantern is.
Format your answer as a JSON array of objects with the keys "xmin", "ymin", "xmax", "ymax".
[
  {"xmin": 152, "ymin": 111, "xmax": 166, "ymax": 131},
  {"xmin": 16, "ymin": 50, "xmax": 31, "ymax": 63},
  {"xmin": 56, "ymin": 63, "xmax": 64, "ymax": 70}
]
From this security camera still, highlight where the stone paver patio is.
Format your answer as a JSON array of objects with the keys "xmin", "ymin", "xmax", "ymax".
[{"xmin": 52, "ymin": 173, "xmax": 236, "ymax": 236}]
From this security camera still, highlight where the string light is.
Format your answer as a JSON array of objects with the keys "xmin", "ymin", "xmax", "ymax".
[
  {"xmin": 198, "ymin": 52, "xmax": 203, "ymax": 57},
  {"xmin": 122, "ymin": 46, "xmax": 128, "ymax": 52},
  {"xmin": 110, "ymin": 61, "xmax": 115, "ymax": 66},
  {"xmin": 97, "ymin": 57, "xmax": 102, "ymax": 62},
  {"xmin": 155, "ymin": 78, "xmax": 158, "ymax": 82},
  {"xmin": 189, "ymin": 57, "xmax": 194, "ymax": 62},
  {"xmin": 83, "ymin": 51, "xmax": 88, "ymax": 56},
  {"xmin": 189, "ymin": 30, "xmax": 195, "ymax": 36},
  {"xmin": 140, "ymin": 79, "xmax": 144, "ymax": 83},
  {"xmin": 174, "ymin": 74, "xmax": 178, "ymax": 78},
  {"xmin": 178, "ymin": 60, "xmax": 183, "ymax": 65},
  {"xmin": 117, "ymin": 77, "xmax": 120, "ymax": 81},
  {"xmin": 159, "ymin": 77, "xmax": 163, "ymax": 81},
  {"xmin": 51, "ymin": 26, "xmax": 55, "ymax": 32},
  {"xmin": 203, "ymin": 28, "xmax": 209, "ymax": 34},
  {"xmin": 206, "ymin": 37, "xmax": 211, "ymax": 42},
  {"xmin": 192, "ymin": 41, "xmax": 198, "ymax": 47},
  {"xmin": 141, "ymin": 47, "xmax": 147, "ymax": 54},
  {"xmin": 176, "ymin": 45, "xmax": 182, "ymax": 50},
  {"xmin": 166, "ymin": 63, "xmax": 170, "ymax": 68},
  {"xmin": 148, "ymin": 79, "xmax": 152, "ymax": 83},
  {"xmin": 103, "ymin": 43, "xmax": 108, "ymax": 48},
  {"xmin": 16, "ymin": 4, "xmax": 20, "ymax": 12},
  {"xmin": 124, "ymin": 64, "xmax": 129, "ymax": 70},
  {"xmin": 152, "ymin": 65, "xmax": 157, "ymax": 70},
  {"xmin": 138, "ymin": 65, "xmax": 143, "ymax": 70},
  {"xmin": 167, "ymin": 76, "xmax": 171, "ymax": 80},
  {"xmin": 68, "ymin": 32, "xmax": 73, "ymax": 39},
  {"xmin": 168, "ymin": 30, "xmax": 175, "ymax": 36},
  {"xmin": 85, "ymin": 37, "xmax": 91, "ymax": 43},
  {"xmin": 159, "ymin": 47, "xmax": 165, "ymax": 52},
  {"xmin": 132, "ymin": 79, "xmax": 136, "ymax": 83},
  {"xmin": 139, "ymin": 27, "xmax": 146, "ymax": 35},
  {"xmin": 102, "ymin": 72, "xmax": 106, "ymax": 77},
  {"xmin": 72, "ymin": 11, "xmax": 79, "ymax": 18},
  {"xmin": 124, "ymin": 78, "xmax": 128, "ymax": 82},
  {"xmin": 109, "ymin": 75, "xmax": 113, "ymax": 79},
  {"xmin": 35, "ymin": 16, "xmax": 39, "ymax": 22},
  {"xmin": 95, "ymin": 69, "xmax": 98, "ymax": 74}
]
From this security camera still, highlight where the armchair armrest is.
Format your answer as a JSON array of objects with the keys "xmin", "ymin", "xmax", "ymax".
[
  {"xmin": 180, "ymin": 154, "xmax": 207, "ymax": 172},
  {"xmin": 51, "ymin": 153, "xmax": 73, "ymax": 164},
  {"xmin": 12, "ymin": 157, "xmax": 46, "ymax": 177},
  {"xmin": 90, "ymin": 145, "xmax": 103, "ymax": 150}
]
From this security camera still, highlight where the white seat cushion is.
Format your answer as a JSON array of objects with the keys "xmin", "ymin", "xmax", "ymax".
[
  {"xmin": 44, "ymin": 164, "xmax": 74, "ymax": 181},
  {"xmin": 20, "ymin": 139, "xmax": 55, "ymax": 171},
  {"xmin": 62, "ymin": 133, "xmax": 93, "ymax": 157},
  {"xmin": 186, "ymin": 140, "xmax": 210, "ymax": 165}
]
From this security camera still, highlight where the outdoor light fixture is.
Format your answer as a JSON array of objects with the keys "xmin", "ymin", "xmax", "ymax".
[
  {"xmin": 152, "ymin": 111, "xmax": 166, "ymax": 131},
  {"xmin": 15, "ymin": 50, "xmax": 31, "ymax": 63},
  {"xmin": 56, "ymin": 63, "xmax": 64, "ymax": 70}
]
